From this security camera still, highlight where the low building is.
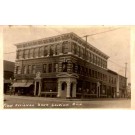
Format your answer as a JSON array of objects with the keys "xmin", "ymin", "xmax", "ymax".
[
  {"xmin": 12, "ymin": 32, "xmax": 127, "ymax": 98},
  {"xmin": 4, "ymin": 60, "xmax": 15, "ymax": 94}
]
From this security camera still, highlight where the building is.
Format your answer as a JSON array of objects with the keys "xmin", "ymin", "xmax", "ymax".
[
  {"xmin": 4, "ymin": 60, "xmax": 15, "ymax": 94},
  {"xmin": 12, "ymin": 32, "xmax": 127, "ymax": 98}
]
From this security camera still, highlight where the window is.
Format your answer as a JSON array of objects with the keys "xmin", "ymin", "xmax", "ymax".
[
  {"xmin": 16, "ymin": 66, "xmax": 21, "ymax": 74},
  {"xmin": 79, "ymin": 47, "xmax": 83, "ymax": 58},
  {"xmin": 32, "ymin": 65, "xmax": 36, "ymax": 74},
  {"xmin": 27, "ymin": 65, "xmax": 31, "ymax": 74},
  {"xmin": 34, "ymin": 48, "xmax": 39, "ymax": 57},
  {"xmin": 53, "ymin": 63, "xmax": 58, "ymax": 72},
  {"xmin": 89, "ymin": 69, "xmax": 91, "ymax": 77},
  {"xmin": 50, "ymin": 45, "xmax": 55, "ymax": 56},
  {"xmin": 62, "ymin": 41, "xmax": 69, "ymax": 54},
  {"xmin": 24, "ymin": 49, "xmax": 29, "ymax": 59},
  {"xmin": 17, "ymin": 50, "xmax": 23, "ymax": 59},
  {"xmin": 78, "ymin": 65, "xmax": 80, "ymax": 74},
  {"xmin": 56, "ymin": 43, "xmax": 61, "ymax": 55},
  {"xmin": 48, "ymin": 64, "xmax": 52, "ymax": 72},
  {"xmin": 73, "ymin": 63, "xmax": 76, "ymax": 73},
  {"xmin": 43, "ymin": 64, "xmax": 47, "ymax": 73},
  {"xmin": 39, "ymin": 46, "xmax": 44, "ymax": 57},
  {"xmin": 62, "ymin": 62, "xmax": 67, "ymax": 72},
  {"xmin": 23, "ymin": 66, "xmax": 27, "ymax": 74},
  {"xmin": 29, "ymin": 49, "xmax": 34, "ymax": 58}
]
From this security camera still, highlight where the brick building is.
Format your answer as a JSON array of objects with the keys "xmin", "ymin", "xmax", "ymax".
[{"xmin": 12, "ymin": 32, "xmax": 127, "ymax": 98}]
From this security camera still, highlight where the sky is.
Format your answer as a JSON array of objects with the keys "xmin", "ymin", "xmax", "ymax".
[{"xmin": 3, "ymin": 26, "xmax": 131, "ymax": 83}]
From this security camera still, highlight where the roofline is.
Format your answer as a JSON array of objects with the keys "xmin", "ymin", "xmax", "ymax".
[{"xmin": 14, "ymin": 32, "xmax": 109, "ymax": 59}]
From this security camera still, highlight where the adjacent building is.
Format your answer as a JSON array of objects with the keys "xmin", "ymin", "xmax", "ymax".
[
  {"xmin": 4, "ymin": 60, "xmax": 15, "ymax": 94},
  {"xmin": 12, "ymin": 32, "xmax": 127, "ymax": 98}
]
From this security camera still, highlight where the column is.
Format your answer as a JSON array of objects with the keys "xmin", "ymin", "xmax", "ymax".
[
  {"xmin": 72, "ymin": 82, "xmax": 77, "ymax": 98},
  {"xmin": 57, "ymin": 81, "xmax": 61, "ymax": 97},
  {"xmin": 34, "ymin": 81, "xmax": 36, "ymax": 96},
  {"xmin": 66, "ymin": 81, "xmax": 71, "ymax": 98},
  {"xmin": 38, "ymin": 81, "xmax": 41, "ymax": 96},
  {"xmin": 97, "ymin": 86, "xmax": 98, "ymax": 98},
  {"xmin": 99, "ymin": 86, "xmax": 100, "ymax": 98},
  {"xmin": 67, "ymin": 60, "xmax": 72, "ymax": 73}
]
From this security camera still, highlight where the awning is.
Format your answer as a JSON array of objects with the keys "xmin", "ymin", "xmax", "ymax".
[{"xmin": 12, "ymin": 82, "xmax": 33, "ymax": 87}]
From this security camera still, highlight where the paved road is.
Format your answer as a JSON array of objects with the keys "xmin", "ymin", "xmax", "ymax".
[{"xmin": 4, "ymin": 95, "xmax": 131, "ymax": 109}]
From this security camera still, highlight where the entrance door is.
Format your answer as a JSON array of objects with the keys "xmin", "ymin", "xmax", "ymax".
[
  {"xmin": 36, "ymin": 82, "xmax": 39, "ymax": 96},
  {"xmin": 61, "ymin": 82, "xmax": 67, "ymax": 98}
]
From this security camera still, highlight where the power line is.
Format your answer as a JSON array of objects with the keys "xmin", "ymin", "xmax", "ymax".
[
  {"xmin": 82, "ymin": 27, "xmax": 121, "ymax": 38},
  {"xmin": 4, "ymin": 51, "xmax": 16, "ymax": 54}
]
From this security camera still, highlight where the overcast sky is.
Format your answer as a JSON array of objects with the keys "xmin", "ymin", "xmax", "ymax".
[{"xmin": 3, "ymin": 26, "xmax": 130, "ymax": 83}]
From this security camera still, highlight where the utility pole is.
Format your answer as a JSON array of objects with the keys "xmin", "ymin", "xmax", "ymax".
[
  {"xmin": 81, "ymin": 35, "xmax": 89, "ymax": 99},
  {"xmin": 125, "ymin": 63, "xmax": 127, "ymax": 78}
]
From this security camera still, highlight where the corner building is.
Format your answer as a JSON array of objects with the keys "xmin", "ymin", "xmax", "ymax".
[{"xmin": 13, "ymin": 32, "xmax": 126, "ymax": 98}]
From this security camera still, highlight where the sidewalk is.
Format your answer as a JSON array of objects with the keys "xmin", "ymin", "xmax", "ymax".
[{"xmin": 4, "ymin": 94, "xmax": 130, "ymax": 102}]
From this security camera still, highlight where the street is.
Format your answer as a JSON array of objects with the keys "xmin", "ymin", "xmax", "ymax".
[{"xmin": 4, "ymin": 95, "xmax": 131, "ymax": 109}]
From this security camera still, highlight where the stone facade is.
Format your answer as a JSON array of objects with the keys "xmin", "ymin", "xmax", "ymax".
[{"xmin": 13, "ymin": 32, "xmax": 127, "ymax": 98}]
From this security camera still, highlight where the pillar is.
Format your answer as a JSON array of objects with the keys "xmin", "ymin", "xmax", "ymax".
[
  {"xmin": 34, "ymin": 81, "xmax": 36, "ymax": 96},
  {"xmin": 57, "ymin": 81, "xmax": 61, "ymax": 97},
  {"xmin": 66, "ymin": 81, "xmax": 71, "ymax": 98},
  {"xmin": 38, "ymin": 81, "xmax": 41, "ymax": 96},
  {"xmin": 72, "ymin": 82, "xmax": 77, "ymax": 98}
]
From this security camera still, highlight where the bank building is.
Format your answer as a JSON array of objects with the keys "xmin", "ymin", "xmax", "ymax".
[{"xmin": 12, "ymin": 32, "xmax": 127, "ymax": 98}]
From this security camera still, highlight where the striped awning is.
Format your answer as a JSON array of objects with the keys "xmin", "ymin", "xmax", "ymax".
[{"xmin": 12, "ymin": 82, "xmax": 33, "ymax": 87}]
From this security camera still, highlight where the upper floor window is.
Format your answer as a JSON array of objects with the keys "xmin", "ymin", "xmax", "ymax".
[
  {"xmin": 17, "ymin": 50, "xmax": 23, "ymax": 59},
  {"xmin": 43, "ymin": 64, "xmax": 47, "ymax": 73},
  {"xmin": 23, "ymin": 66, "xmax": 27, "ymax": 74},
  {"xmin": 54, "ymin": 63, "xmax": 58, "ymax": 72},
  {"xmin": 73, "ymin": 63, "xmax": 76, "ymax": 73},
  {"xmin": 62, "ymin": 62, "xmax": 67, "ymax": 72},
  {"xmin": 32, "ymin": 65, "xmax": 36, "ymax": 74},
  {"xmin": 44, "ymin": 46, "xmax": 48, "ymax": 56},
  {"xmin": 24, "ymin": 49, "xmax": 29, "ymax": 59},
  {"xmin": 29, "ymin": 49, "xmax": 34, "ymax": 58},
  {"xmin": 48, "ymin": 64, "xmax": 52, "ymax": 72},
  {"xmin": 16, "ymin": 66, "xmax": 21, "ymax": 74},
  {"xmin": 50, "ymin": 45, "xmax": 55, "ymax": 56},
  {"xmin": 62, "ymin": 41, "xmax": 69, "ymax": 54},
  {"xmin": 27, "ymin": 65, "xmax": 31, "ymax": 74},
  {"xmin": 39, "ymin": 46, "xmax": 44, "ymax": 57},
  {"xmin": 34, "ymin": 48, "xmax": 39, "ymax": 58},
  {"xmin": 80, "ymin": 47, "xmax": 83, "ymax": 58}
]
